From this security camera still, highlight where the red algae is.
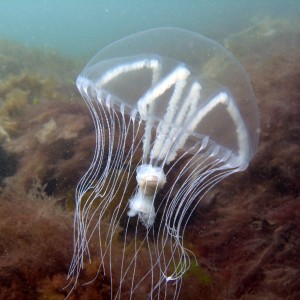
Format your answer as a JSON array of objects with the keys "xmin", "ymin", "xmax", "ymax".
[{"xmin": 0, "ymin": 187, "xmax": 73, "ymax": 299}]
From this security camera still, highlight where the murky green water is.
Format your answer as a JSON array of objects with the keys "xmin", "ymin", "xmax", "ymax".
[{"xmin": 0, "ymin": 0, "xmax": 299, "ymax": 58}]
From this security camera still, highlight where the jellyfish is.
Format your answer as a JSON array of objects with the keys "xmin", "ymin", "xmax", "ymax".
[{"xmin": 67, "ymin": 28, "xmax": 259, "ymax": 299}]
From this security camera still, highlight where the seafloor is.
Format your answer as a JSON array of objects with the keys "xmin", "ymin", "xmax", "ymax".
[{"xmin": 0, "ymin": 18, "xmax": 299, "ymax": 300}]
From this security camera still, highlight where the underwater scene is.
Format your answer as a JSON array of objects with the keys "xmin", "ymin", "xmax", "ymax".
[{"xmin": 0, "ymin": 1, "xmax": 299, "ymax": 300}]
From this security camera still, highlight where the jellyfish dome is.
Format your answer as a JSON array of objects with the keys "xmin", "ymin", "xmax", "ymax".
[{"xmin": 68, "ymin": 28, "xmax": 259, "ymax": 299}]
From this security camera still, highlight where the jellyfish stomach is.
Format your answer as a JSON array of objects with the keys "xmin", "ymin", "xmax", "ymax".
[{"xmin": 127, "ymin": 164, "xmax": 166, "ymax": 227}]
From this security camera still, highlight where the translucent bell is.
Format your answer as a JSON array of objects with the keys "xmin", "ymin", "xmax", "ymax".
[{"xmin": 78, "ymin": 27, "xmax": 259, "ymax": 170}]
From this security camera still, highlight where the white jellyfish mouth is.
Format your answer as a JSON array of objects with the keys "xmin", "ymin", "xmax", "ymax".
[
  {"xmin": 127, "ymin": 191, "xmax": 156, "ymax": 227},
  {"xmin": 127, "ymin": 164, "xmax": 166, "ymax": 227},
  {"xmin": 136, "ymin": 164, "xmax": 167, "ymax": 195}
]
